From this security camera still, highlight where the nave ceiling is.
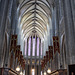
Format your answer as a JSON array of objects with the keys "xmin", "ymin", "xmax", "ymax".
[{"xmin": 18, "ymin": 0, "xmax": 54, "ymax": 41}]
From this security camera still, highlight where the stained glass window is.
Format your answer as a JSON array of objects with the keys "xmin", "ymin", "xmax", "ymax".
[
  {"xmin": 37, "ymin": 38, "xmax": 39, "ymax": 56},
  {"xmin": 25, "ymin": 36, "xmax": 42, "ymax": 58},
  {"xmin": 32, "ymin": 37, "xmax": 35, "ymax": 56}
]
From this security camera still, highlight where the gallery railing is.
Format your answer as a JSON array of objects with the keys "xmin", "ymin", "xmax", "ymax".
[
  {"xmin": 48, "ymin": 69, "xmax": 67, "ymax": 75},
  {"xmin": 0, "ymin": 68, "xmax": 19, "ymax": 75}
]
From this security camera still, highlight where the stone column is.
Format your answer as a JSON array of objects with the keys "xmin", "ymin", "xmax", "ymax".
[
  {"xmin": 63, "ymin": 0, "xmax": 75, "ymax": 64},
  {"xmin": 23, "ymin": 41, "xmax": 25, "ymax": 56},
  {"xmin": 53, "ymin": 0, "xmax": 61, "ymax": 71},
  {"xmin": 54, "ymin": 0, "xmax": 60, "ymax": 36},
  {"xmin": 30, "ymin": 36, "xmax": 33, "ymax": 75},
  {"xmin": 70, "ymin": 0, "xmax": 75, "ymax": 31},
  {"xmin": 0, "ymin": 0, "xmax": 8, "ymax": 28},
  {"xmin": 12, "ymin": 53, "xmax": 15, "ymax": 70},
  {"xmin": 41, "ymin": 42, "xmax": 43, "ymax": 58},
  {"xmin": 26, "ymin": 38, "xmax": 29, "ymax": 75},
  {"xmin": 63, "ymin": 0, "xmax": 75, "ymax": 74},
  {"xmin": 15, "ymin": 57, "xmax": 18, "ymax": 70},
  {"xmin": 52, "ymin": 6, "xmax": 56, "ymax": 36},
  {"xmin": 7, "ymin": 0, "xmax": 13, "ymax": 20},
  {"xmin": 4, "ymin": 0, "xmax": 18, "ymax": 69},
  {"xmin": 0, "ymin": 0, "xmax": 2, "ymax": 16},
  {"xmin": 35, "ymin": 35, "xmax": 37, "ymax": 75},
  {"xmin": 11, "ymin": 0, "xmax": 17, "ymax": 34},
  {"xmin": 38, "ymin": 38, "xmax": 41, "ymax": 75},
  {"xmin": 42, "ymin": 42, "xmax": 44, "ymax": 57},
  {"xmin": 0, "ymin": 0, "xmax": 9, "ymax": 68},
  {"xmin": 70, "ymin": 0, "xmax": 75, "ymax": 28}
]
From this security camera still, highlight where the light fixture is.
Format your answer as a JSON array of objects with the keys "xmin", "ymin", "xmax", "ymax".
[
  {"xmin": 32, "ymin": 69, "xmax": 34, "ymax": 72},
  {"xmin": 16, "ymin": 66, "xmax": 20, "ymax": 71},
  {"xmin": 20, "ymin": 71, "xmax": 23, "ymax": 75},
  {"xmin": 44, "ymin": 72, "xmax": 46, "ymax": 75},
  {"xmin": 47, "ymin": 68, "xmax": 51, "ymax": 74}
]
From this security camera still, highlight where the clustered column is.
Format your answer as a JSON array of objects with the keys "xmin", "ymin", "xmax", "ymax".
[
  {"xmin": 63, "ymin": 0, "xmax": 75, "ymax": 64},
  {"xmin": 0, "ymin": 0, "xmax": 9, "ymax": 68},
  {"xmin": 25, "ymin": 38, "xmax": 29, "ymax": 75},
  {"xmin": 30, "ymin": 36, "xmax": 33, "ymax": 75},
  {"xmin": 38, "ymin": 38, "xmax": 41, "ymax": 75},
  {"xmin": 35, "ymin": 36, "xmax": 37, "ymax": 75}
]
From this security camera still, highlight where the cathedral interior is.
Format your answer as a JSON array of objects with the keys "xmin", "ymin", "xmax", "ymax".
[{"xmin": 0, "ymin": 0, "xmax": 75, "ymax": 75}]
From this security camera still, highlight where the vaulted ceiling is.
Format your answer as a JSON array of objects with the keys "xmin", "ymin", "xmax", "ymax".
[{"xmin": 18, "ymin": 0, "xmax": 54, "ymax": 41}]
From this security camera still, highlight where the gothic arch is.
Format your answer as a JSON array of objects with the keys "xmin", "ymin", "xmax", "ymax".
[
  {"xmin": 61, "ymin": 34, "xmax": 67, "ymax": 69},
  {"xmin": 3, "ymin": 33, "xmax": 7, "ymax": 67}
]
